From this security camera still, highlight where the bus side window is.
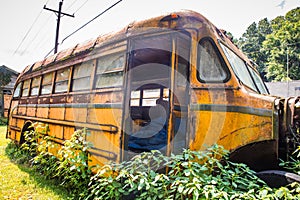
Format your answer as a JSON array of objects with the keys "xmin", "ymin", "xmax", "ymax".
[
  {"xmin": 72, "ymin": 61, "xmax": 93, "ymax": 91},
  {"xmin": 22, "ymin": 79, "xmax": 31, "ymax": 97},
  {"xmin": 13, "ymin": 82, "xmax": 22, "ymax": 98},
  {"xmin": 54, "ymin": 68, "xmax": 70, "ymax": 93},
  {"xmin": 95, "ymin": 52, "xmax": 125, "ymax": 88},
  {"xmin": 197, "ymin": 39, "xmax": 229, "ymax": 83},
  {"xmin": 41, "ymin": 72, "xmax": 53, "ymax": 95},
  {"xmin": 30, "ymin": 76, "xmax": 41, "ymax": 96}
]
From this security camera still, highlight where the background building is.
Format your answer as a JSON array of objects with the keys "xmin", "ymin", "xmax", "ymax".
[
  {"xmin": 0, "ymin": 65, "xmax": 19, "ymax": 117},
  {"xmin": 265, "ymin": 81, "xmax": 300, "ymax": 98}
]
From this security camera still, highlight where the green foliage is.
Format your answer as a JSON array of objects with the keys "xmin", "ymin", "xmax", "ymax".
[
  {"xmin": 5, "ymin": 141, "xmax": 31, "ymax": 164},
  {"xmin": 1, "ymin": 126, "xmax": 69, "ymax": 200},
  {"xmin": 87, "ymin": 150, "xmax": 169, "ymax": 200},
  {"xmin": 7, "ymin": 127, "xmax": 300, "ymax": 199},
  {"xmin": 280, "ymin": 146, "xmax": 300, "ymax": 176},
  {"xmin": 238, "ymin": 19, "xmax": 271, "ymax": 81},
  {"xmin": 263, "ymin": 7, "xmax": 300, "ymax": 81},
  {"xmin": 7, "ymin": 125, "xmax": 94, "ymax": 198},
  {"xmin": 0, "ymin": 117, "xmax": 7, "ymax": 125},
  {"xmin": 238, "ymin": 7, "xmax": 300, "ymax": 82},
  {"xmin": 54, "ymin": 129, "xmax": 94, "ymax": 197},
  {"xmin": 88, "ymin": 145, "xmax": 296, "ymax": 200}
]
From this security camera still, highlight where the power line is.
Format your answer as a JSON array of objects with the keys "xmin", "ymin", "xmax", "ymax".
[
  {"xmin": 21, "ymin": 15, "xmax": 53, "ymax": 56},
  {"xmin": 45, "ymin": 0, "xmax": 122, "ymax": 57},
  {"xmin": 12, "ymin": 1, "xmax": 48, "ymax": 56},
  {"xmin": 65, "ymin": 0, "xmax": 78, "ymax": 11},
  {"xmin": 73, "ymin": 0, "xmax": 89, "ymax": 14},
  {"xmin": 61, "ymin": 0, "xmax": 122, "ymax": 45}
]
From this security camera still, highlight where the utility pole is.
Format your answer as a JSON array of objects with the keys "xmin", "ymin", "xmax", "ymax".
[{"xmin": 44, "ymin": 0, "xmax": 74, "ymax": 54}]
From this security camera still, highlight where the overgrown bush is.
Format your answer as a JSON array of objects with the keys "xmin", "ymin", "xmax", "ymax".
[
  {"xmin": 86, "ymin": 145, "xmax": 268, "ymax": 200},
  {"xmin": 54, "ymin": 129, "xmax": 94, "ymax": 197},
  {"xmin": 6, "ymin": 127, "xmax": 300, "ymax": 199},
  {"xmin": 6, "ymin": 124, "xmax": 94, "ymax": 198},
  {"xmin": 0, "ymin": 117, "xmax": 7, "ymax": 125},
  {"xmin": 280, "ymin": 146, "xmax": 300, "ymax": 175}
]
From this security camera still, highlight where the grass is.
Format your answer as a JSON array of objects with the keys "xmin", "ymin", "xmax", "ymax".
[{"xmin": 0, "ymin": 125, "xmax": 69, "ymax": 200}]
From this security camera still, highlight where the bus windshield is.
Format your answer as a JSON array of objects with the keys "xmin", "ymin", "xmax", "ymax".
[
  {"xmin": 220, "ymin": 43, "xmax": 267, "ymax": 94},
  {"xmin": 247, "ymin": 64, "xmax": 269, "ymax": 94}
]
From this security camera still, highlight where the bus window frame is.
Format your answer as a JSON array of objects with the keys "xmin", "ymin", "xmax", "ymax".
[
  {"xmin": 247, "ymin": 64, "xmax": 269, "ymax": 94},
  {"xmin": 54, "ymin": 67, "xmax": 71, "ymax": 94},
  {"xmin": 219, "ymin": 41, "xmax": 264, "ymax": 94},
  {"xmin": 197, "ymin": 37, "xmax": 231, "ymax": 83},
  {"xmin": 30, "ymin": 76, "xmax": 41, "ymax": 96},
  {"xmin": 41, "ymin": 72, "xmax": 54, "ymax": 95},
  {"xmin": 21, "ymin": 79, "xmax": 31, "ymax": 97},
  {"xmin": 94, "ymin": 51, "xmax": 126, "ymax": 89},
  {"xmin": 13, "ymin": 82, "xmax": 23, "ymax": 98},
  {"xmin": 72, "ymin": 60, "xmax": 94, "ymax": 92}
]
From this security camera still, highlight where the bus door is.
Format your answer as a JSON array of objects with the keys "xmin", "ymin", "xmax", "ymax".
[
  {"xmin": 122, "ymin": 32, "xmax": 190, "ymax": 160},
  {"xmin": 168, "ymin": 33, "xmax": 190, "ymax": 155}
]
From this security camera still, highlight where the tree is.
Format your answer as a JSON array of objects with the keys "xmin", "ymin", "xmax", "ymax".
[
  {"xmin": 0, "ymin": 66, "xmax": 12, "ymax": 88},
  {"xmin": 238, "ymin": 19, "xmax": 272, "ymax": 81},
  {"xmin": 263, "ymin": 7, "xmax": 300, "ymax": 81}
]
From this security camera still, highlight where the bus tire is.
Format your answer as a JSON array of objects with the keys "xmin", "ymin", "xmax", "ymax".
[
  {"xmin": 20, "ymin": 122, "xmax": 34, "ymax": 145},
  {"xmin": 256, "ymin": 170, "xmax": 300, "ymax": 188}
]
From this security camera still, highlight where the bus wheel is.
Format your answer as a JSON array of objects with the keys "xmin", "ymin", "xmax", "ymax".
[
  {"xmin": 20, "ymin": 122, "xmax": 34, "ymax": 145},
  {"xmin": 256, "ymin": 170, "xmax": 300, "ymax": 188}
]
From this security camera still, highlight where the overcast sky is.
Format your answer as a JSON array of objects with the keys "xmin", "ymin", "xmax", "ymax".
[{"xmin": 0, "ymin": 0, "xmax": 299, "ymax": 72}]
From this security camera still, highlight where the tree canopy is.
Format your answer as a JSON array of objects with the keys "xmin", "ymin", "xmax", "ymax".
[{"xmin": 237, "ymin": 7, "xmax": 300, "ymax": 82}]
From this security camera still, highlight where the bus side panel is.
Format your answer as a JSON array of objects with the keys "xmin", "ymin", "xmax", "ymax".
[
  {"xmin": 49, "ymin": 107, "xmax": 65, "ymax": 120},
  {"xmin": 190, "ymin": 110, "xmax": 273, "ymax": 150},
  {"xmin": 27, "ymin": 106, "xmax": 36, "ymax": 117},
  {"xmin": 87, "ymin": 108, "xmax": 122, "ymax": 164},
  {"xmin": 65, "ymin": 107, "xmax": 87, "ymax": 122},
  {"xmin": 48, "ymin": 124, "xmax": 64, "ymax": 140},
  {"xmin": 189, "ymin": 88, "xmax": 274, "ymax": 152},
  {"xmin": 36, "ymin": 107, "xmax": 49, "ymax": 118}
]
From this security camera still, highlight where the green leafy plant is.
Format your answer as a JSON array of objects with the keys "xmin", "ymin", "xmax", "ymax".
[
  {"xmin": 54, "ymin": 128, "xmax": 94, "ymax": 197},
  {"xmin": 86, "ymin": 145, "xmax": 271, "ymax": 200},
  {"xmin": 6, "ymin": 127, "xmax": 300, "ymax": 199},
  {"xmin": 280, "ymin": 146, "xmax": 300, "ymax": 176}
]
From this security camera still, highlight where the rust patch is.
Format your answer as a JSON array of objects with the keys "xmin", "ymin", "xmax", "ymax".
[{"xmin": 73, "ymin": 39, "xmax": 97, "ymax": 56}]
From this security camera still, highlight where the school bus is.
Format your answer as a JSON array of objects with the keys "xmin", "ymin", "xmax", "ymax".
[{"xmin": 7, "ymin": 11, "xmax": 300, "ymax": 186}]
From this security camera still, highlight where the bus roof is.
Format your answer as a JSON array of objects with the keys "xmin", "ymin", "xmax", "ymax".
[{"xmin": 20, "ymin": 10, "xmax": 250, "ymax": 76}]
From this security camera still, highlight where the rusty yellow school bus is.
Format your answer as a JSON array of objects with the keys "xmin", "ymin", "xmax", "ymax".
[{"xmin": 7, "ymin": 11, "xmax": 300, "ymax": 185}]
